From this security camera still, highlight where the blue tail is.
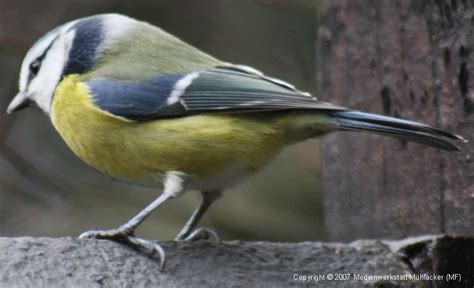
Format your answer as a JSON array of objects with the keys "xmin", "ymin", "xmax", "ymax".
[{"xmin": 329, "ymin": 110, "xmax": 463, "ymax": 151}]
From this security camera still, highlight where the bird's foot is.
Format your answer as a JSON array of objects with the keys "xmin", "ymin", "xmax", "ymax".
[
  {"xmin": 79, "ymin": 227, "xmax": 166, "ymax": 270},
  {"xmin": 175, "ymin": 227, "xmax": 221, "ymax": 243}
]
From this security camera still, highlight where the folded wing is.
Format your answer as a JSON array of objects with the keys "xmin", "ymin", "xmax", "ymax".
[{"xmin": 87, "ymin": 65, "xmax": 344, "ymax": 120}]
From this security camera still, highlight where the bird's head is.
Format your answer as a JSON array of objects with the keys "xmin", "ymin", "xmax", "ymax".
[{"xmin": 7, "ymin": 14, "xmax": 136, "ymax": 115}]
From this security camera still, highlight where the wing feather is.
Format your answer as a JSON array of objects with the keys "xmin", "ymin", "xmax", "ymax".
[{"xmin": 88, "ymin": 65, "xmax": 344, "ymax": 120}]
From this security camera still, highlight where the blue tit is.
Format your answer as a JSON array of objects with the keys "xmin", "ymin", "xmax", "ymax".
[{"xmin": 7, "ymin": 14, "xmax": 464, "ymax": 268}]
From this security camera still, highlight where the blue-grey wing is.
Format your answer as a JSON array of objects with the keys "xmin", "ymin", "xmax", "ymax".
[{"xmin": 87, "ymin": 65, "xmax": 344, "ymax": 120}]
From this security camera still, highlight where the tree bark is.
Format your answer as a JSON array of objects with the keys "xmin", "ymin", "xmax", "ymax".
[{"xmin": 319, "ymin": 0, "xmax": 474, "ymax": 241}]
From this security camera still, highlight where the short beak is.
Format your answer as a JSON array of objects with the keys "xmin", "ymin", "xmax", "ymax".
[{"xmin": 7, "ymin": 92, "xmax": 31, "ymax": 114}]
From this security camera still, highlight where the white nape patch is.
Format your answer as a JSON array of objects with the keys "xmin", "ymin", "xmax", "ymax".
[
  {"xmin": 163, "ymin": 171, "xmax": 191, "ymax": 198},
  {"xmin": 167, "ymin": 72, "xmax": 200, "ymax": 105},
  {"xmin": 99, "ymin": 14, "xmax": 134, "ymax": 50}
]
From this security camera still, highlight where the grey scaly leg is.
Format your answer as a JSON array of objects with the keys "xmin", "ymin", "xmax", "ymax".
[
  {"xmin": 79, "ymin": 172, "xmax": 191, "ymax": 270},
  {"xmin": 175, "ymin": 190, "xmax": 222, "ymax": 242}
]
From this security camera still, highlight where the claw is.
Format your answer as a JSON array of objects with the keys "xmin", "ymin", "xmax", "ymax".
[
  {"xmin": 127, "ymin": 236, "xmax": 166, "ymax": 270},
  {"xmin": 79, "ymin": 228, "xmax": 166, "ymax": 270}
]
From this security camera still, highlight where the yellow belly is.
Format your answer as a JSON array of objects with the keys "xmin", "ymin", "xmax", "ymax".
[{"xmin": 51, "ymin": 75, "xmax": 290, "ymax": 186}]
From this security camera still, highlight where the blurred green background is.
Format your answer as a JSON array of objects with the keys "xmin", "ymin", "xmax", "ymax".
[{"xmin": 0, "ymin": 0, "xmax": 324, "ymax": 242}]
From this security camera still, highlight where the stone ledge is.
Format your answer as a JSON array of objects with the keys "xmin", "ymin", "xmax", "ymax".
[{"xmin": 0, "ymin": 235, "xmax": 471, "ymax": 287}]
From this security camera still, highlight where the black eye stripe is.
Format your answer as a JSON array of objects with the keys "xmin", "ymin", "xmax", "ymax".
[{"xmin": 27, "ymin": 34, "xmax": 59, "ymax": 84}]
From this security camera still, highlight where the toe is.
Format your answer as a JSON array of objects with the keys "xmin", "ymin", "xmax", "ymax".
[
  {"xmin": 182, "ymin": 227, "xmax": 221, "ymax": 243},
  {"xmin": 78, "ymin": 229, "xmax": 166, "ymax": 270},
  {"xmin": 78, "ymin": 230, "xmax": 99, "ymax": 239},
  {"xmin": 78, "ymin": 229, "xmax": 130, "ymax": 240}
]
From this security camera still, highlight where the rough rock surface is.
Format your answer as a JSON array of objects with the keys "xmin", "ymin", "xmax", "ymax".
[{"xmin": 2, "ymin": 236, "xmax": 472, "ymax": 287}]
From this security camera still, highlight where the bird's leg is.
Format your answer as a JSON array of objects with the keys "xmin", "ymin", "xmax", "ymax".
[
  {"xmin": 79, "ymin": 192, "xmax": 171, "ymax": 256},
  {"xmin": 175, "ymin": 190, "xmax": 222, "ymax": 242},
  {"xmin": 79, "ymin": 172, "xmax": 191, "ymax": 270}
]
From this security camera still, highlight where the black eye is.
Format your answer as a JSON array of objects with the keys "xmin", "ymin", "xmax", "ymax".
[{"xmin": 29, "ymin": 60, "xmax": 41, "ymax": 77}]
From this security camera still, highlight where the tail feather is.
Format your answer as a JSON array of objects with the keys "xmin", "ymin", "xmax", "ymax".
[{"xmin": 329, "ymin": 110, "xmax": 464, "ymax": 151}]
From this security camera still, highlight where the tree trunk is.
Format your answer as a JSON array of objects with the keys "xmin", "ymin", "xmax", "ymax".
[{"xmin": 319, "ymin": 0, "xmax": 474, "ymax": 241}]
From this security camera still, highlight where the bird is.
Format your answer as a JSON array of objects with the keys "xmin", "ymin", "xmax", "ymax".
[{"xmin": 7, "ymin": 14, "xmax": 464, "ymax": 269}]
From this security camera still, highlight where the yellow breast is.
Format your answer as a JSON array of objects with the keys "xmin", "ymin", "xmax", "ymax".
[{"xmin": 51, "ymin": 75, "xmax": 289, "ymax": 186}]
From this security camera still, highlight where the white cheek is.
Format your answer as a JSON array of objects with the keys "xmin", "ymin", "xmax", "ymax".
[
  {"xmin": 19, "ymin": 37, "xmax": 56, "ymax": 92},
  {"xmin": 31, "ymin": 31, "xmax": 75, "ymax": 114},
  {"xmin": 18, "ymin": 66, "xmax": 29, "ymax": 92}
]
